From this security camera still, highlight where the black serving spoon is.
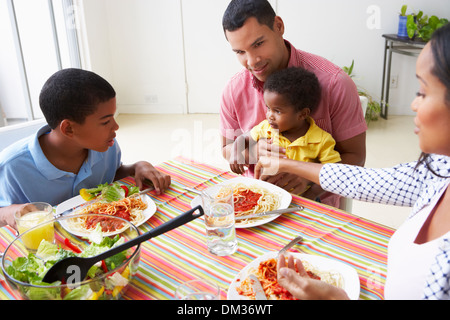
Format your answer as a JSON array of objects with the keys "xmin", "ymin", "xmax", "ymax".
[{"xmin": 42, "ymin": 205, "xmax": 204, "ymax": 284}]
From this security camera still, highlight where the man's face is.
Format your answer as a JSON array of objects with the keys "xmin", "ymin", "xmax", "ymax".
[{"xmin": 225, "ymin": 17, "xmax": 289, "ymax": 82}]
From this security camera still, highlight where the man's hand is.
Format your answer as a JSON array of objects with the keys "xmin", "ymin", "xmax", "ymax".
[
  {"xmin": 229, "ymin": 163, "xmax": 247, "ymax": 175},
  {"xmin": 228, "ymin": 135, "xmax": 249, "ymax": 175}
]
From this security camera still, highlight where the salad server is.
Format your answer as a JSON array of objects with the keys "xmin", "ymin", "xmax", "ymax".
[{"xmin": 43, "ymin": 205, "xmax": 204, "ymax": 284}]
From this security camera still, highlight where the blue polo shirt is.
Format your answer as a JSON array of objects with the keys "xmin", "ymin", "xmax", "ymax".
[{"xmin": 0, "ymin": 125, "xmax": 122, "ymax": 207}]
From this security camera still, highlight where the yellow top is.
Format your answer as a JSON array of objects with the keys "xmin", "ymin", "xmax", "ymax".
[{"xmin": 251, "ymin": 117, "xmax": 341, "ymax": 164}]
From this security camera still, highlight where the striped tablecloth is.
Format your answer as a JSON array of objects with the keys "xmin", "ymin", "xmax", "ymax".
[{"xmin": 0, "ymin": 157, "xmax": 394, "ymax": 300}]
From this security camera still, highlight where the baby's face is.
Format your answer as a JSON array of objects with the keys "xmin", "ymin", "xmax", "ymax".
[{"xmin": 264, "ymin": 91, "xmax": 308, "ymax": 135}]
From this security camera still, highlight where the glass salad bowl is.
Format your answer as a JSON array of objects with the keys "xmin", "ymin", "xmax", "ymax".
[{"xmin": 1, "ymin": 213, "xmax": 141, "ymax": 300}]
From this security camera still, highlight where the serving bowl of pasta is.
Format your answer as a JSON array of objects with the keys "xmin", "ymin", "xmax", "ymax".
[{"xmin": 1, "ymin": 213, "xmax": 141, "ymax": 300}]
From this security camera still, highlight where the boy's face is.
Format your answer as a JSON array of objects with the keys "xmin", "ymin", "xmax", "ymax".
[
  {"xmin": 225, "ymin": 16, "xmax": 288, "ymax": 83},
  {"xmin": 264, "ymin": 91, "xmax": 308, "ymax": 135},
  {"xmin": 70, "ymin": 97, "xmax": 119, "ymax": 152}
]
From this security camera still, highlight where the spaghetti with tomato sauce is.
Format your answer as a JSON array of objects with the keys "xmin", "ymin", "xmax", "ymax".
[
  {"xmin": 227, "ymin": 183, "xmax": 281, "ymax": 224},
  {"xmin": 84, "ymin": 211, "xmax": 129, "ymax": 232},
  {"xmin": 68, "ymin": 195, "xmax": 147, "ymax": 234},
  {"xmin": 234, "ymin": 189, "xmax": 262, "ymax": 213}
]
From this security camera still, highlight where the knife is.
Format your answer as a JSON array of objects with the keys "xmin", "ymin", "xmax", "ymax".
[
  {"xmin": 249, "ymin": 274, "xmax": 267, "ymax": 300},
  {"xmin": 184, "ymin": 187, "xmax": 203, "ymax": 195},
  {"xmin": 55, "ymin": 187, "xmax": 154, "ymax": 218},
  {"xmin": 235, "ymin": 206, "xmax": 303, "ymax": 221}
]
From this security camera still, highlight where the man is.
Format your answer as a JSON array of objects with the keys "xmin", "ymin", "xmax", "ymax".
[{"xmin": 220, "ymin": 0, "xmax": 367, "ymax": 208}]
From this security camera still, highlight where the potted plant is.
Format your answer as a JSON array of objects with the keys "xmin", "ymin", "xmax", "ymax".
[
  {"xmin": 397, "ymin": 5, "xmax": 409, "ymax": 38},
  {"xmin": 342, "ymin": 60, "xmax": 382, "ymax": 123},
  {"xmin": 407, "ymin": 11, "xmax": 448, "ymax": 41}
]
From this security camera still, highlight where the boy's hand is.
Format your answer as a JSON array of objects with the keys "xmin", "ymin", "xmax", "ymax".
[
  {"xmin": 133, "ymin": 161, "xmax": 171, "ymax": 195},
  {"xmin": 0, "ymin": 204, "xmax": 23, "ymax": 230}
]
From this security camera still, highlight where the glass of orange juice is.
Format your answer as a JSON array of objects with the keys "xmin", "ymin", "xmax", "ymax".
[{"xmin": 14, "ymin": 202, "xmax": 54, "ymax": 251}]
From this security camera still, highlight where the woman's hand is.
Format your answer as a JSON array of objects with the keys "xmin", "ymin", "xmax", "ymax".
[
  {"xmin": 254, "ymin": 156, "xmax": 284, "ymax": 179},
  {"xmin": 256, "ymin": 138, "xmax": 286, "ymax": 159},
  {"xmin": 255, "ymin": 157, "xmax": 310, "ymax": 194},
  {"xmin": 277, "ymin": 254, "xmax": 349, "ymax": 300}
]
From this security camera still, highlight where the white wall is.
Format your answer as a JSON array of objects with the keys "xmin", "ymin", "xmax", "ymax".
[
  {"xmin": 182, "ymin": 0, "xmax": 242, "ymax": 113},
  {"xmin": 280, "ymin": 0, "xmax": 449, "ymax": 116},
  {"xmin": 80, "ymin": 0, "xmax": 450, "ymax": 116},
  {"xmin": 80, "ymin": 0, "xmax": 188, "ymax": 114}
]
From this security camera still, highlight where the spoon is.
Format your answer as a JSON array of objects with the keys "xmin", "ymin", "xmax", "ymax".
[
  {"xmin": 42, "ymin": 205, "xmax": 204, "ymax": 284},
  {"xmin": 277, "ymin": 235, "xmax": 303, "ymax": 257}
]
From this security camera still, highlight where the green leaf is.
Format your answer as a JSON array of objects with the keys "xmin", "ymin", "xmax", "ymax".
[
  {"xmin": 416, "ymin": 11, "xmax": 423, "ymax": 21},
  {"xmin": 342, "ymin": 60, "xmax": 354, "ymax": 78},
  {"xmin": 418, "ymin": 25, "xmax": 433, "ymax": 41},
  {"xmin": 400, "ymin": 5, "xmax": 407, "ymax": 16},
  {"xmin": 406, "ymin": 15, "xmax": 417, "ymax": 38},
  {"xmin": 428, "ymin": 15, "xmax": 439, "ymax": 29},
  {"xmin": 101, "ymin": 182, "xmax": 126, "ymax": 202}
]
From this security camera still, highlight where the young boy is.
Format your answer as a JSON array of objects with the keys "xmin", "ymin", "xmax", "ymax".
[
  {"xmin": 0, "ymin": 68, "xmax": 171, "ymax": 229},
  {"xmin": 229, "ymin": 67, "xmax": 341, "ymax": 199}
]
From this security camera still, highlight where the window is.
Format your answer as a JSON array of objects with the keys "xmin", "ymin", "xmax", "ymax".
[{"xmin": 0, "ymin": 0, "xmax": 81, "ymax": 127}]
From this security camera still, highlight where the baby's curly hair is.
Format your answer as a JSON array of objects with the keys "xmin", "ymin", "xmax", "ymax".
[{"xmin": 264, "ymin": 67, "xmax": 321, "ymax": 113}]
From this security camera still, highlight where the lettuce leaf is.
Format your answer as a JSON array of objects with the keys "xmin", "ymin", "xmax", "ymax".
[
  {"xmin": 63, "ymin": 285, "xmax": 93, "ymax": 300},
  {"xmin": 36, "ymin": 239, "xmax": 59, "ymax": 261},
  {"xmin": 101, "ymin": 183, "xmax": 126, "ymax": 202},
  {"xmin": 80, "ymin": 182, "xmax": 110, "ymax": 201}
]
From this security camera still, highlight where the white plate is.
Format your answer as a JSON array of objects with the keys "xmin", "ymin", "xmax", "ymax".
[
  {"xmin": 227, "ymin": 251, "xmax": 360, "ymax": 300},
  {"xmin": 56, "ymin": 194, "xmax": 156, "ymax": 237},
  {"xmin": 190, "ymin": 177, "xmax": 292, "ymax": 228}
]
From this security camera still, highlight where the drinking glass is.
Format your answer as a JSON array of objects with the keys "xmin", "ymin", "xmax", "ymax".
[
  {"xmin": 201, "ymin": 185, "xmax": 237, "ymax": 256},
  {"xmin": 14, "ymin": 202, "xmax": 54, "ymax": 251}
]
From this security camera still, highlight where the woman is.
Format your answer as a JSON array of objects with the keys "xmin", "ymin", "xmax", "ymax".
[{"xmin": 255, "ymin": 23, "xmax": 450, "ymax": 300}]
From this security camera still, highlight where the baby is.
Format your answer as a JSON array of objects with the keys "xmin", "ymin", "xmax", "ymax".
[{"xmin": 230, "ymin": 67, "xmax": 341, "ymax": 197}]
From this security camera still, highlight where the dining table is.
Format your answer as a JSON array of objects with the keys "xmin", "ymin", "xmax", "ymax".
[{"xmin": 0, "ymin": 156, "xmax": 395, "ymax": 301}]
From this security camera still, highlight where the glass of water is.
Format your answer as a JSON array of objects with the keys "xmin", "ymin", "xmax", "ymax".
[
  {"xmin": 201, "ymin": 185, "xmax": 238, "ymax": 256},
  {"xmin": 175, "ymin": 278, "xmax": 221, "ymax": 300}
]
